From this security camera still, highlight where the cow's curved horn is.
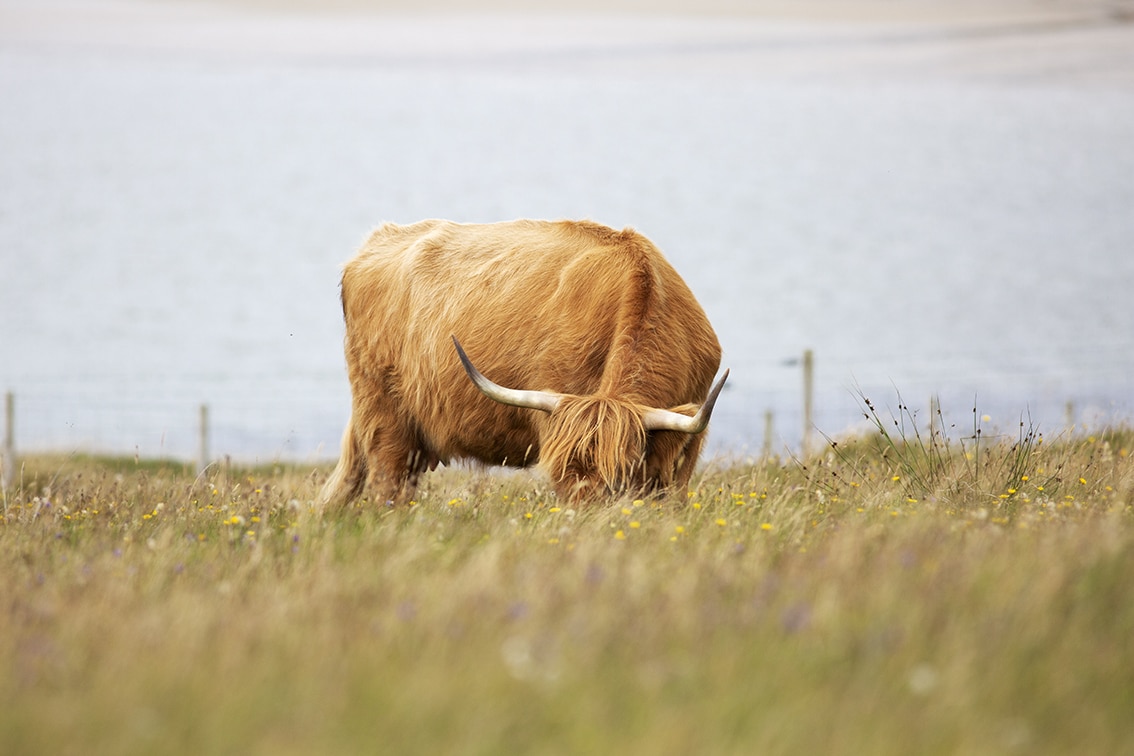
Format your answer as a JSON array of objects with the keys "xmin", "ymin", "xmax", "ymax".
[
  {"xmin": 452, "ymin": 336, "xmax": 562, "ymax": 414},
  {"xmin": 641, "ymin": 369, "xmax": 729, "ymax": 434}
]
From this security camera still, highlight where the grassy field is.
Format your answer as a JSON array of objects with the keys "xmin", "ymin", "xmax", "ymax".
[{"xmin": 2, "ymin": 414, "xmax": 1133, "ymax": 754}]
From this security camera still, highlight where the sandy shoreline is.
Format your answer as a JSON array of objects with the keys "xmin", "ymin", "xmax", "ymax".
[
  {"xmin": 140, "ymin": 0, "xmax": 1134, "ymax": 24},
  {"xmin": 2, "ymin": 0, "xmax": 1133, "ymax": 85}
]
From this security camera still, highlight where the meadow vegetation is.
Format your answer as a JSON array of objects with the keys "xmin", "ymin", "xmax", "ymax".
[{"xmin": 2, "ymin": 408, "xmax": 1133, "ymax": 754}]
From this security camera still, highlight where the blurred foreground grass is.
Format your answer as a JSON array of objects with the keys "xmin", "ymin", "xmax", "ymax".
[{"xmin": 2, "ymin": 423, "xmax": 1133, "ymax": 754}]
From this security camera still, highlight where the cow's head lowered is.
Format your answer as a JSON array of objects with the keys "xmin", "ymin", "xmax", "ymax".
[{"xmin": 452, "ymin": 336, "xmax": 728, "ymax": 501}]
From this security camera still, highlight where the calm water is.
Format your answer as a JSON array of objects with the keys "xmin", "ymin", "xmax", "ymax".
[{"xmin": 2, "ymin": 8, "xmax": 1133, "ymax": 462}]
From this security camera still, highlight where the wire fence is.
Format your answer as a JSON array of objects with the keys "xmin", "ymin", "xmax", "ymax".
[
  {"xmin": 0, "ymin": 381, "xmax": 349, "ymax": 478},
  {"xmin": 4, "ymin": 349, "xmax": 1131, "ymax": 489}
]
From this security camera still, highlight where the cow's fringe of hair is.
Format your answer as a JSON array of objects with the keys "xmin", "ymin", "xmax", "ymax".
[{"xmin": 540, "ymin": 396, "xmax": 648, "ymax": 491}]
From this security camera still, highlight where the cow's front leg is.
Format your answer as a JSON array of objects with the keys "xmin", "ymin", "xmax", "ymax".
[{"xmin": 364, "ymin": 436, "xmax": 441, "ymax": 506}]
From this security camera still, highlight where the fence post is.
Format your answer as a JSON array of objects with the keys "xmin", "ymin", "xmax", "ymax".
[
  {"xmin": 801, "ymin": 349, "xmax": 814, "ymax": 456},
  {"xmin": 762, "ymin": 409, "xmax": 774, "ymax": 460},
  {"xmin": 1, "ymin": 392, "xmax": 13, "ymax": 489},
  {"xmin": 197, "ymin": 404, "xmax": 210, "ymax": 472}
]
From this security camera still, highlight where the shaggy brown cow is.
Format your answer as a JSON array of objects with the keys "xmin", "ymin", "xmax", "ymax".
[{"xmin": 317, "ymin": 219, "xmax": 726, "ymax": 507}]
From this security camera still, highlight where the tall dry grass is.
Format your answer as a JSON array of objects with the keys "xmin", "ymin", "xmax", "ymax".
[{"xmin": 2, "ymin": 418, "xmax": 1132, "ymax": 754}]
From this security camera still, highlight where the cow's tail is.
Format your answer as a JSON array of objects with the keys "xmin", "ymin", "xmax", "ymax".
[{"xmin": 317, "ymin": 417, "xmax": 366, "ymax": 508}]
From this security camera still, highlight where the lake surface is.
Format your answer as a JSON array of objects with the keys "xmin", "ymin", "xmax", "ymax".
[{"xmin": 2, "ymin": 2, "xmax": 1133, "ymax": 463}]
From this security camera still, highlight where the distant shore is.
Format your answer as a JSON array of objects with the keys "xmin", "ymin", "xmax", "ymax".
[
  {"xmin": 160, "ymin": 0, "xmax": 1132, "ymax": 25},
  {"xmin": 5, "ymin": 0, "xmax": 1134, "ymax": 86}
]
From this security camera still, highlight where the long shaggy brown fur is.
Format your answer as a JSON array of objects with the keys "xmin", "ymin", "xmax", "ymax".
[
  {"xmin": 539, "ymin": 396, "xmax": 649, "ymax": 497},
  {"xmin": 317, "ymin": 219, "xmax": 722, "ymax": 507}
]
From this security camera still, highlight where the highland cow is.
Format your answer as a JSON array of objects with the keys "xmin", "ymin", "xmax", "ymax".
[{"xmin": 318, "ymin": 219, "xmax": 726, "ymax": 507}]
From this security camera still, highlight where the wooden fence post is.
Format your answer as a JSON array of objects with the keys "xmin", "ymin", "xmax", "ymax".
[
  {"xmin": 197, "ymin": 404, "xmax": 210, "ymax": 472},
  {"xmin": 2, "ymin": 392, "xmax": 14, "ymax": 490},
  {"xmin": 762, "ymin": 409, "xmax": 774, "ymax": 460},
  {"xmin": 802, "ymin": 349, "xmax": 814, "ymax": 456}
]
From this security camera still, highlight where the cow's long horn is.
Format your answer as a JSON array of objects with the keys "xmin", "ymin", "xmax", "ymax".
[
  {"xmin": 641, "ymin": 369, "xmax": 729, "ymax": 434},
  {"xmin": 452, "ymin": 336, "xmax": 562, "ymax": 414}
]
